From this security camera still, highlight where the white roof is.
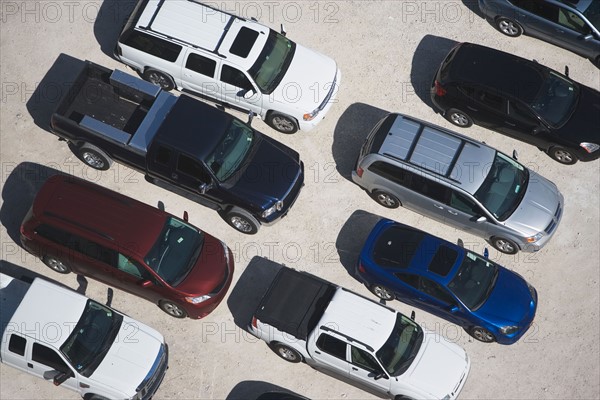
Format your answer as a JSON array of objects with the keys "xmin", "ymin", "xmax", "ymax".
[{"xmin": 318, "ymin": 289, "xmax": 397, "ymax": 351}]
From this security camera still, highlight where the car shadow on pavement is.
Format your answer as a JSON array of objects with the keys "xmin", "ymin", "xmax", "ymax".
[
  {"xmin": 226, "ymin": 380, "xmax": 304, "ymax": 400},
  {"xmin": 226, "ymin": 256, "xmax": 284, "ymax": 330},
  {"xmin": 26, "ymin": 53, "xmax": 86, "ymax": 132},
  {"xmin": 332, "ymin": 103, "xmax": 389, "ymax": 182},
  {"xmin": 410, "ymin": 35, "xmax": 458, "ymax": 110},
  {"xmin": 335, "ymin": 210, "xmax": 383, "ymax": 278},
  {"xmin": 93, "ymin": 0, "xmax": 137, "ymax": 59},
  {"xmin": 0, "ymin": 162, "xmax": 65, "ymax": 246}
]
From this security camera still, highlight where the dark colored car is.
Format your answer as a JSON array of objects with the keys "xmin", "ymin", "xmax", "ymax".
[
  {"xmin": 20, "ymin": 175, "xmax": 234, "ymax": 319},
  {"xmin": 478, "ymin": 0, "xmax": 600, "ymax": 67},
  {"xmin": 431, "ymin": 42, "xmax": 600, "ymax": 164},
  {"xmin": 356, "ymin": 219, "xmax": 538, "ymax": 344}
]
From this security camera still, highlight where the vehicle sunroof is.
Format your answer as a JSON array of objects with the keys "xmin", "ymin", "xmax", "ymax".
[
  {"xmin": 428, "ymin": 245, "xmax": 458, "ymax": 276},
  {"xmin": 230, "ymin": 27, "xmax": 259, "ymax": 58}
]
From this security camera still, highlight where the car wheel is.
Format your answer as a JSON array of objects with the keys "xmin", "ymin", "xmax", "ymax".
[
  {"xmin": 496, "ymin": 17, "xmax": 523, "ymax": 37},
  {"xmin": 86, "ymin": 395, "xmax": 110, "ymax": 400},
  {"xmin": 78, "ymin": 144, "xmax": 112, "ymax": 170},
  {"xmin": 491, "ymin": 237, "xmax": 519, "ymax": 255},
  {"xmin": 371, "ymin": 190, "xmax": 401, "ymax": 209},
  {"xmin": 271, "ymin": 343, "xmax": 302, "ymax": 363},
  {"xmin": 43, "ymin": 255, "xmax": 71, "ymax": 274},
  {"xmin": 469, "ymin": 326, "xmax": 496, "ymax": 343},
  {"xmin": 370, "ymin": 285, "xmax": 395, "ymax": 301},
  {"xmin": 267, "ymin": 112, "xmax": 299, "ymax": 134},
  {"xmin": 446, "ymin": 108, "xmax": 473, "ymax": 128},
  {"xmin": 143, "ymin": 69, "xmax": 175, "ymax": 91},
  {"xmin": 159, "ymin": 300, "xmax": 188, "ymax": 318},
  {"xmin": 223, "ymin": 209, "xmax": 260, "ymax": 234},
  {"xmin": 548, "ymin": 147, "xmax": 578, "ymax": 165}
]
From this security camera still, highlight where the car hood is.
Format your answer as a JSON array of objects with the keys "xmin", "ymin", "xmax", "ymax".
[
  {"xmin": 405, "ymin": 332, "xmax": 469, "ymax": 398},
  {"xmin": 504, "ymin": 171, "xmax": 561, "ymax": 236},
  {"xmin": 272, "ymin": 44, "xmax": 338, "ymax": 112},
  {"xmin": 556, "ymin": 85, "xmax": 600, "ymax": 145},
  {"xmin": 90, "ymin": 317, "xmax": 164, "ymax": 397},
  {"xmin": 476, "ymin": 268, "xmax": 535, "ymax": 326},
  {"xmin": 176, "ymin": 234, "xmax": 229, "ymax": 295},
  {"xmin": 228, "ymin": 135, "xmax": 301, "ymax": 208}
]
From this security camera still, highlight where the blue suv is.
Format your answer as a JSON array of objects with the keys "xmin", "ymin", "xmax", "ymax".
[{"xmin": 356, "ymin": 219, "xmax": 538, "ymax": 344}]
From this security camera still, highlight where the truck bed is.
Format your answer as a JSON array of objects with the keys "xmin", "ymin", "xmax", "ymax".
[
  {"xmin": 0, "ymin": 274, "xmax": 30, "ymax": 337},
  {"xmin": 255, "ymin": 268, "xmax": 336, "ymax": 340}
]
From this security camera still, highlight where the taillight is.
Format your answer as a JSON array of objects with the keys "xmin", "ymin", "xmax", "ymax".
[
  {"xmin": 434, "ymin": 80, "xmax": 447, "ymax": 97},
  {"xmin": 356, "ymin": 166, "xmax": 364, "ymax": 178},
  {"xmin": 358, "ymin": 262, "xmax": 366, "ymax": 274},
  {"xmin": 251, "ymin": 316, "xmax": 258, "ymax": 329}
]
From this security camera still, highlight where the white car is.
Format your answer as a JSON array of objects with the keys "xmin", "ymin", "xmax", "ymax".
[{"xmin": 115, "ymin": 0, "xmax": 341, "ymax": 134}]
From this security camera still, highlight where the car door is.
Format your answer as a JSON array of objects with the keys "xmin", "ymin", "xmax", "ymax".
[
  {"xmin": 348, "ymin": 345, "xmax": 392, "ymax": 397},
  {"xmin": 175, "ymin": 153, "xmax": 224, "ymax": 208},
  {"xmin": 471, "ymin": 88, "xmax": 508, "ymax": 132},
  {"xmin": 179, "ymin": 50, "xmax": 221, "ymax": 101},
  {"xmin": 503, "ymin": 100, "xmax": 553, "ymax": 149},
  {"xmin": 311, "ymin": 332, "xmax": 350, "ymax": 377},
  {"xmin": 28, "ymin": 342, "xmax": 79, "ymax": 392},
  {"xmin": 392, "ymin": 272, "xmax": 425, "ymax": 308},
  {"xmin": 414, "ymin": 276, "xmax": 466, "ymax": 325},
  {"xmin": 218, "ymin": 63, "xmax": 263, "ymax": 115},
  {"xmin": 444, "ymin": 190, "xmax": 495, "ymax": 238},
  {"xmin": 406, "ymin": 173, "xmax": 452, "ymax": 224},
  {"xmin": 110, "ymin": 253, "xmax": 166, "ymax": 303}
]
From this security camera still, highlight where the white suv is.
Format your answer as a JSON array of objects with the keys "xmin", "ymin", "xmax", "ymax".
[{"xmin": 115, "ymin": 0, "xmax": 341, "ymax": 133}]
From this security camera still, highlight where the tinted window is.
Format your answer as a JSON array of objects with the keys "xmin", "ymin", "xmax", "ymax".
[
  {"xmin": 155, "ymin": 146, "xmax": 171, "ymax": 166},
  {"xmin": 449, "ymin": 191, "xmax": 482, "ymax": 215},
  {"xmin": 71, "ymin": 236, "xmax": 116, "ymax": 266},
  {"xmin": 368, "ymin": 161, "xmax": 412, "ymax": 187},
  {"xmin": 221, "ymin": 65, "xmax": 253, "ymax": 90},
  {"xmin": 394, "ymin": 272, "xmax": 419, "ymax": 289},
  {"xmin": 557, "ymin": 6, "xmax": 591, "ymax": 34},
  {"xmin": 428, "ymin": 246, "xmax": 458, "ymax": 277},
  {"xmin": 420, "ymin": 278, "xmax": 455, "ymax": 304},
  {"xmin": 185, "ymin": 53, "xmax": 217, "ymax": 77},
  {"xmin": 178, "ymin": 154, "xmax": 209, "ymax": 182},
  {"xmin": 229, "ymin": 27, "xmax": 260, "ymax": 58},
  {"xmin": 511, "ymin": 0, "xmax": 559, "ymax": 21},
  {"xmin": 373, "ymin": 226, "xmax": 424, "ymax": 268},
  {"xmin": 8, "ymin": 335, "xmax": 26, "ymax": 356},
  {"xmin": 351, "ymin": 346, "xmax": 382, "ymax": 373},
  {"xmin": 316, "ymin": 333, "xmax": 347, "ymax": 359},
  {"xmin": 121, "ymin": 31, "xmax": 182, "ymax": 62},
  {"xmin": 117, "ymin": 254, "xmax": 152, "ymax": 280},
  {"xmin": 477, "ymin": 90, "xmax": 505, "ymax": 112},
  {"xmin": 410, "ymin": 175, "xmax": 450, "ymax": 203},
  {"xmin": 32, "ymin": 343, "xmax": 69, "ymax": 372},
  {"xmin": 508, "ymin": 101, "xmax": 537, "ymax": 124},
  {"xmin": 35, "ymin": 224, "xmax": 70, "ymax": 246}
]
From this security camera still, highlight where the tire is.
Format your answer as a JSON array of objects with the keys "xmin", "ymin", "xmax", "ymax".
[
  {"xmin": 371, "ymin": 190, "xmax": 401, "ymax": 209},
  {"xmin": 446, "ymin": 108, "xmax": 473, "ymax": 128},
  {"xmin": 143, "ymin": 69, "xmax": 175, "ymax": 91},
  {"xmin": 271, "ymin": 343, "xmax": 302, "ymax": 363},
  {"xmin": 370, "ymin": 285, "xmax": 395, "ymax": 301},
  {"xmin": 222, "ymin": 209, "xmax": 260, "ymax": 234},
  {"xmin": 85, "ymin": 395, "xmax": 110, "ymax": 400},
  {"xmin": 469, "ymin": 326, "xmax": 496, "ymax": 343},
  {"xmin": 490, "ymin": 237, "xmax": 519, "ymax": 255},
  {"xmin": 43, "ymin": 255, "xmax": 71, "ymax": 274},
  {"xmin": 78, "ymin": 144, "xmax": 112, "ymax": 171},
  {"xmin": 159, "ymin": 300, "xmax": 188, "ymax": 318},
  {"xmin": 547, "ymin": 147, "xmax": 578, "ymax": 165},
  {"xmin": 496, "ymin": 17, "xmax": 523, "ymax": 37},
  {"xmin": 266, "ymin": 112, "xmax": 299, "ymax": 134}
]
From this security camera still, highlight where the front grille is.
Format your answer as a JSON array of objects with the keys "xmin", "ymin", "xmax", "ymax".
[
  {"xmin": 139, "ymin": 344, "xmax": 168, "ymax": 400},
  {"xmin": 315, "ymin": 72, "xmax": 337, "ymax": 114},
  {"xmin": 282, "ymin": 164, "xmax": 304, "ymax": 211},
  {"xmin": 544, "ymin": 203, "xmax": 562, "ymax": 235}
]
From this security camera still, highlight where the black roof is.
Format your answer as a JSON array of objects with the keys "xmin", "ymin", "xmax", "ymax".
[
  {"xmin": 449, "ymin": 43, "xmax": 546, "ymax": 103},
  {"xmin": 155, "ymin": 95, "xmax": 231, "ymax": 160}
]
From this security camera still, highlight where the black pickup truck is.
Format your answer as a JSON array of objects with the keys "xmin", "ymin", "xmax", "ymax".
[{"xmin": 50, "ymin": 61, "xmax": 304, "ymax": 234}]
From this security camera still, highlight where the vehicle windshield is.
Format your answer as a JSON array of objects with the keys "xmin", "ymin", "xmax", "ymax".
[
  {"xmin": 448, "ymin": 251, "xmax": 499, "ymax": 311},
  {"xmin": 205, "ymin": 119, "xmax": 254, "ymax": 182},
  {"xmin": 529, "ymin": 71, "xmax": 579, "ymax": 127},
  {"xmin": 249, "ymin": 30, "xmax": 295, "ymax": 94},
  {"xmin": 144, "ymin": 217, "xmax": 204, "ymax": 286},
  {"xmin": 376, "ymin": 313, "xmax": 424, "ymax": 376},
  {"xmin": 582, "ymin": 0, "xmax": 600, "ymax": 31},
  {"xmin": 474, "ymin": 152, "xmax": 528, "ymax": 221},
  {"xmin": 60, "ymin": 300, "xmax": 122, "ymax": 377}
]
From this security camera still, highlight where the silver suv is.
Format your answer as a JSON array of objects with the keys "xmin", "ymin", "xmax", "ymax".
[{"xmin": 352, "ymin": 113, "xmax": 564, "ymax": 254}]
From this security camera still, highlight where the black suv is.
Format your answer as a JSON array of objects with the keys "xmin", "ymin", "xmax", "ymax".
[{"xmin": 431, "ymin": 42, "xmax": 600, "ymax": 164}]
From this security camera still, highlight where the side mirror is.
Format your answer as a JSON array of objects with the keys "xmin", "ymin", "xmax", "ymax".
[
  {"xmin": 476, "ymin": 216, "xmax": 487, "ymax": 223},
  {"xmin": 53, "ymin": 371, "xmax": 72, "ymax": 386},
  {"xmin": 512, "ymin": 150, "xmax": 519, "ymax": 160},
  {"xmin": 280, "ymin": 23, "xmax": 287, "ymax": 36},
  {"xmin": 373, "ymin": 372, "xmax": 387, "ymax": 380},
  {"xmin": 449, "ymin": 305, "xmax": 459, "ymax": 313},
  {"xmin": 564, "ymin": 65, "xmax": 569, "ymax": 77},
  {"xmin": 582, "ymin": 34, "xmax": 594, "ymax": 41},
  {"xmin": 410, "ymin": 311, "xmax": 416, "ymax": 320},
  {"xmin": 199, "ymin": 183, "xmax": 213, "ymax": 194},
  {"xmin": 247, "ymin": 110, "xmax": 254, "ymax": 125},
  {"xmin": 139, "ymin": 280, "xmax": 153, "ymax": 288},
  {"xmin": 243, "ymin": 89, "xmax": 255, "ymax": 100},
  {"xmin": 183, "ymin": 211, "xmax": 189, "ymax": 222},
  {"xmin": 457, "ymin": 238, "xmax": 464, "ymax": 248},
  {"xmin": 484, "ymin": 248, "xmax": 489, "ymax": 259}
]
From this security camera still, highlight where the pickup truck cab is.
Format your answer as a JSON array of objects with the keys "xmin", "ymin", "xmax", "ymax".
[
  {"xmin": 49, "ymin": 61, "xmax": 304, "ymax": 234},
  {"xmin": 249, "ymin": 267, "xmax": 470, "ymax": 400},
  {"xmin": 0, "ymin": 272, "xmax": 168, "ymax": 399}
]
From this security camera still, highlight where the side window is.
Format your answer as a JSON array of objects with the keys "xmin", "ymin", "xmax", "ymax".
[
  {"xmin": 419, "ymin": 278, "xmax": 455, "ymax": 304},
  {"xmin": 511, "ymin": 0, "xmax": 559, "ymax": 22},
  {"xmin": 508, "ymin": 101, "xmax": 537, "ymax": 124},
  {"xmin": 410, "ymin": 175, "xmax": 450, "ymax": 203},
  {"xmin": 177, "ymin": 154, "xmax": 210, "ymax": 183},
  {"xmin": 394, "ymin": 272, "xmax": 420, "ymax": 289},
  {"xmin": 368, "ymin": 161, "xmax": 413, "ymax": 187},
  {"xmin": 66, "ymin": 235, "xmax": 116, "ymax": 266},
  {"xmin": 117, "ymin": 254, "xmax": 151, "ymax": 280},
  {"xmin": 220, "ymin": 65, "xmax": 253, "ymax": 91},
  {"xmin": 557, "ymin": 7, "xmax": 590, "ymax": 34},
  {"xmin": 32, "ymin": 343, "xmax": 69, "ymax": 372},
  {"xmin": 449, "ymin": 191, "xmax": 482, "ymax": 216},
  {"xmin": 8, "ymin": 335, "xmax": 26, "ymax": 356},
  {"xmin": 316, "ymin": 333, "xmax": 347, "ymax": 360},
  {"xmin": 477, "ymin": 90, "xmax": 505, "ymax": 112},
  {"xmin": 155, "ymin": 146, "xmax": 171, "ymax": 166},
  {"xmin": 185, "ymin": 53, "xmax": 217, "ymax": 77},
  {"xmin": 350, "ymin": 346, "xmax": 383, "ymax": 373},
  {"xmin": 458, "ymin": 85, "xmax": 475, "ymax": 99},
  {"xmin": 120, "ymin": 31, "xmax": 182, "ymax": 62},
  {"xmin": 35, "ymin": 224, "xmax": 71, "ymax": 247}
]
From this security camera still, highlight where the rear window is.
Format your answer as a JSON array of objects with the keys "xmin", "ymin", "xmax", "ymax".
[
  {"xmin": 121, "ymin": 30, "xmax": 182, "ymax": 62},
  {"xmin": 373, "ymin": 226, "xmax": 424, "ymax": 268},
  {"xmin": 428, "ymin": 246, "xmax": 458, "ymax": 277},
  {"xmin": 230, "ymin": 27, "xmax": 259, "ymax": 58}
]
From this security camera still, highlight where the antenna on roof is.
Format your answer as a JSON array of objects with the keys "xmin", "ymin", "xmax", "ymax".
[{"xmin": 280, "ymin": 24, "xmax": 287, "ymax": 37}]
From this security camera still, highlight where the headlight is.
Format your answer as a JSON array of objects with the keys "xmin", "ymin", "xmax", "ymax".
[
  {"xmin": 580, "ymin": 142, "xmax": 600, "ymax": 153},
  {"xmin": 527, "ymin": 283, "xmax": 537, "ymax": 301},
  {"xmin": 442, "ymin": 395, "xmax": 451, "ymax": 400},
  {"xmin": 185, "ymin": 294, "xmax": 212, "ymax": 304},
  {"xmin": 526, "ymin": 232, "xmax": 543, "ymax": 243},
  {"xmin": 500, "ymin": 325, "xmax": 519, "ymax": 335},
  {"xmin": 303, "ymin": 109, "xmax": 319, "ymax": 121},
  {"xmin": 261, "ymin": 200, "xmax": 283, "ymax": 218}
]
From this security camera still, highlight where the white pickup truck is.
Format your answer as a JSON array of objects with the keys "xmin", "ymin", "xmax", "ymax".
[
  {"xmin": 249, "ymin": 267, "xmax": 471, "ymax": 400},
  {"xmin": 0, "ymin": 272, "xmax": 168, "ymax": 400}
]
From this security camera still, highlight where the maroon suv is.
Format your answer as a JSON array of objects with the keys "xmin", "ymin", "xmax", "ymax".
[{"xmin": 20, "ymin": 175, "xmax": 234, "ymax": 319}]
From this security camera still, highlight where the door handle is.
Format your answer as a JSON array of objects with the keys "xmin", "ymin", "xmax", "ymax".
[
  {"xmin": 466, "ymin": 106, "xmax": 478, "ymax": 111},
  {"xmin": 447, "ymin": 210, "xmax": 458, "ymax": 215},
  {"xmin": 171, "ymin": 173, "xmax": 178, "ymax": 179},
  {"xmin": 314, "ymin": 350, "xmax": 321, "ymax": 354},
  {"xmin": 352, "ymin": 367, "xmax": 359, "ymax": 371},
  {"xmin": 433, "ymin": 204, "xmax": 444, "ymax": 209},
  {"xmin": 184, "ymin": 73, "xmax": 192, "ymax": 77},
  {"xmin": 504, "ymin": 121, "xmax": 516, "ymax": 126},
  {"xmin": 27, "ymin": 363, "xmax": 33, "ymax": 368}
]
